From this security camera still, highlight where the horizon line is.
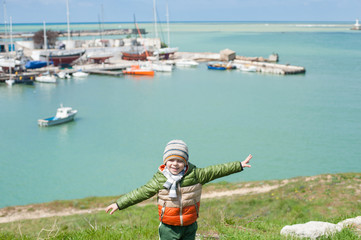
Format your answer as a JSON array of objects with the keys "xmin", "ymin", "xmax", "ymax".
[{"xmin": 2, "ymin": 20, "xmax": 356, "ymax": 25}]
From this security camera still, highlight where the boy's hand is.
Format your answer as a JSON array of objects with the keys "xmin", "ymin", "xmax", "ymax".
[
  {"xmin": 105, "ymin": 203, "xmax": 119, "ymax": 215},
  {"xmin": 241, "ymin": 154, "xmax": 252, "ymax": 168}
]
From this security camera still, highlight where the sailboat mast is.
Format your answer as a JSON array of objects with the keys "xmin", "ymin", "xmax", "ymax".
[
  {"xmin": 3, "ymin": 0, "xmax": 8, "ymax": 53},
  {"xmin": 153, "ymin": 0, "xmax": 158, "ymax": 38},
  {"xmin": 9, "ymin": 16, "xmax": 12, "ymax": 78},
  {"xmin": 9, "ymin": 16, "xmax": 13, "ymax": 53},
  {"xmin": 66, "ymin": 0, "xmax": 71, "ymax": 42},
  {"xmin": 43, "ymin": 21, "xmax": 47, "ymax": 50},
  {"xmin": 166, "ymin": 0, "xmax": 170, "ymax": 47}
]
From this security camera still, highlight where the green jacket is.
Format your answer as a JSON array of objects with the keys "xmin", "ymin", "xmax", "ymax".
[{"xmin": 116, "ymin": 161, "xmax": 243, "ymax": 210}]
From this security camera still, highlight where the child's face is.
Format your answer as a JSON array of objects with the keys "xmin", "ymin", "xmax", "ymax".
[{"xmin": 165, "ymin": 159, "xmax": 185, "ymax": 175}]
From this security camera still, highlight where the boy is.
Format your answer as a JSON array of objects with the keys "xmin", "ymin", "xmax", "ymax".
[{"xmin": 106, "ymin": 139, "xmax": 253, "ymax": 240}]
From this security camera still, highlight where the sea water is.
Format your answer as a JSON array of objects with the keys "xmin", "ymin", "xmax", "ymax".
[{"xmin": 1, "ymin": 22, "xmax": 361, "ymax": 208}]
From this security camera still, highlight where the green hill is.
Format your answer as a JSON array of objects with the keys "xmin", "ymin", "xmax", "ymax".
[{"xmin": 1, "ymin": 172, "xmax": 361, "ymax": 239}]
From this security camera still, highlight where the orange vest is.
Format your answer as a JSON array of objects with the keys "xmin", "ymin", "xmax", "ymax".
[{"xmin": 158, "ymin": 183, "xmax": 202, "ymax": 226}]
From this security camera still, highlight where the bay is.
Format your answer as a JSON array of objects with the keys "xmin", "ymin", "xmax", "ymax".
[{"xmin": 1, "ymin": 22, "xmax": 361, "ymax": 208}]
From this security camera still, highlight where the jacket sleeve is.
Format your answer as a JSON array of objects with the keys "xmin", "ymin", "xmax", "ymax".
[
  {"xmin": 195, "ymin": 161, "xmax": 243, "ymax": 185},
  {"xmin": 116, "ymin": 173, "xmax": 162, "ymax": 210}
]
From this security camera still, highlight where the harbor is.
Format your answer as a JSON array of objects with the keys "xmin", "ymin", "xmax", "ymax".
[
  {"xmin": 1, "ymin": 22, "xmax": 361, "ymax": 236},
  {"xmin": 0, "ymin": 39, "xmax": 306, "ymax": 84}
]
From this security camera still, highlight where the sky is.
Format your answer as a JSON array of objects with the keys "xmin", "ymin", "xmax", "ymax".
[{"xmin": 2, "ymin": 0, "xmax": 361, "ymax": 24}]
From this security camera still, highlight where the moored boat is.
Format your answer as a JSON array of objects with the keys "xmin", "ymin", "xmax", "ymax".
[
  {"xmin": 151, "ymin": 62, "xmax": 173, "ymax": 72},
  {"xmin": 57, "ymin": 71, "xmax": 71, "ymax": 79},
  {"xmin": 35, "ymin": 73, "xmax": 57, "ymax": 83},
  {"xmin": 121, "ymin": 50, "xmax": 148, "ymax": 61},
  {"xmin": 207, "ymin": 62, "xmax": 236, "ymax": 70},
  {"xmin": 87, "ymin": 52, "xmax": 113, "ymax": 64},
  {"xmin": 25, "ymin": 60, "xmax": 49, "ymax": 69},
  {"xmin": 38, "ymin": 105, "xmax": 77, "ymax": 127},
  {"xmin": 40, "ymin": 49, "xmax": 85, "ymax": 67},
  {"xmin": 175, "ymin": 59, "xmax": 199, "ymax": 68},
  {"xmin": 5, "ymin": 79, "xmax": 15, "ymax": 86},
  {"xmin": 233, "ymin": 63, "xmax": 257, "ymax": 72},
  {"xmin": 123, "ymin": 65, "xmax": 154, "ymax": 76},
  {"xmin": 72, "ymin": 70, "xmax": 89, "ymax": 78},
  {"xmin": 153, "ymin": 47, "xmax": 178, "ymax": 60},
  {"xmin": 14, "ymin": 75, "xmax": 35, "ymax": 85}
]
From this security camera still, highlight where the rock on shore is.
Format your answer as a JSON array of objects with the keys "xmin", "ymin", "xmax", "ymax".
[{"xmin": 280, "ymin": 216, "xmax": 361, "ymax": 239}]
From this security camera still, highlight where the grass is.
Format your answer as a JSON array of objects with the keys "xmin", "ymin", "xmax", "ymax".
[{"xmin": 1, "ymin": 172, "xmax": 361, "ymax": 239}]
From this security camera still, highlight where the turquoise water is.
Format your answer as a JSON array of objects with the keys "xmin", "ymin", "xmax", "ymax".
[{"xmin": 1, "ymin": 22, "xmax": 361, "ymax": 208}]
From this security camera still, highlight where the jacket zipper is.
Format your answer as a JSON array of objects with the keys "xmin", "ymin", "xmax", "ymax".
[
  {"xmin": 194, "ymin": 199, "xmax": 199, "ymax": 217},
  {"xmin": 160, "ymin": 202, "xmax": 166, "ymax": 222},
  {"xmin": 178, "ymin": 182, "xmax": 183, "ymax": 226}
]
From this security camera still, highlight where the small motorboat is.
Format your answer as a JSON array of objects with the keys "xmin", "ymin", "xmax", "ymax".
[
  {"xmin": 35, "ymin": 72, "xmax": 57, "ymax": 83},
  {"xmin": 57, "ymin": 71, "xmax": 71, "ymax": 79},
  {"xmin": 175, "ymin": 59, "xmax": 199, "ymax": 68},
  {"xmin": 207, "ymin": 62, "xmax": 236, "ymax": 70},
  {"xmin": 5, "ymin": 79, "xmax": 15, "ymax": 86},
  {"xmin": 233, "ymin": 63, "xmax": 257, "ymax": 72},
  {"xmin": 151, "ymin": 62, "xmax": 173, "ymax": 72},
  {"xmin": 72, "ymin": 70, "xmax": 89, "ymax": 78},
  {"xmin": 38, "ymin": 104, "xmax": 77, "ymax": 127},
  {"xmin": 123, "ymin": 65, "xmax": 155, "ymax": 76}
]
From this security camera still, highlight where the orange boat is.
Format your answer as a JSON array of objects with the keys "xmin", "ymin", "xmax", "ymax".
[{"xmin": 123, "ymin": 65, "xmax": 155, "ymax": 76}]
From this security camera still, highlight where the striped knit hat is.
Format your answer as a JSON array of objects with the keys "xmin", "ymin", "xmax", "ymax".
[{"xmin": 163, "ymin": 140, "xmax": 189, "ymax": 165}]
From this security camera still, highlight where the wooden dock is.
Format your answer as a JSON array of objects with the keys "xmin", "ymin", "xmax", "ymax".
[
  {"xmin": 233, "ymin": 60, "xmax": 306, "ymax": 75},
  {"xmin": 0, "ymin": 72, "xmax": 38, "ymax": 82},
  {"xmin": 84, "ymin": 69, "xmax": 123, "ymax": 76},
  {"xmin": 175, "ymin": 52, "xmax": 305, "ymax": 74}
]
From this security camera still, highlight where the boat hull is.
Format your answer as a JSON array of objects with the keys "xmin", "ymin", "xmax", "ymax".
[
  {"xmin": 207, "ymin": 65, "xmax": 226, "ymax": 70},
  {"xmin": 38, "ymin": 112, "xmax": 76, "ymax": 127},
  {"xmin": 207, "ymin": 63, "xmax": 236, "ymax": 70},
  {"xmin": 122, "ymin": 70, "xmax": 154, "ymax": 76},
  {"xmin": 40, "ymin": 50, "xmax": 85, "ymax": 67},
  {"xmin": 123, "ymin": 65, "xmax": 155, "ymax": 76},
  {"xmin": 25, "ymin": 61, "xmax": 49, "ymax": 69},
  {"xmin": 121, "ymin": 52, "xmax": 148, "ymax": 61},
  {"xmin": 35, "ymin": 75, "xmax": 57, "ymax": 83}
]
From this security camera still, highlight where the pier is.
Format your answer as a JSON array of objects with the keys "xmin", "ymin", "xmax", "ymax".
[
  {"xmin": 175, "ymin": 52, "xmax": 305, "ymax": 75},
  {"xmin": 0, "ymin": 47, "xmax": 306, "ymax": 83},
  {"xmin": 84, "ymin": 69, "xmax": 123, "ymax": 76},
  {"xmin": 0, "ymin": 28, "xmax": 148, "ymax": 39}
]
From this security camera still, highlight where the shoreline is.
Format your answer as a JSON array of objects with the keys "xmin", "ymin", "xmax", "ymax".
[
  {"xmin": 5, "ymin": 20, "xmax": 356, "ymax": 25},
  {"xmin": 1, "ymin": 172, "xmax": 358, "ymax": 224}
]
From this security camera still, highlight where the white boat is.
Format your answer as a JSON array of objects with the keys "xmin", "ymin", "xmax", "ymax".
[
  {"xmin": 73, "ymin": 71, "xmax": 89, "ymax": 78},
  {"xmin": 35, "ymin": 73, "xmax": 57, "ymax": 83},
  {"xmin": 175, "ymin": 59, "xmax": 199, "ymax": 68},
  {"xmin": 233, "ymin": 63, "xmax": 257, "ymax": 72},
  {"xmin": 5, "ymin": 79, "xmax": 15, "ymax": 86},
  {"xmin": 351, "ymin": 19, "xmax": 361, "ymax": 30},
  {"xmin": 151, "ymin": 62, "xmax": 173, "ymax": 72},
  {"xmin": 57, "ymin": 71, "xmax": 71, "ymax": 79},
  {"xmin": 38, "ymin": 105, "xmax": 77, "ymax": 127}
]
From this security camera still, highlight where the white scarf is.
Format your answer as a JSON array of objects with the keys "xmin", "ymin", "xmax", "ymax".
[{"xmin": 162, "ymin": 167, "xmax": 185, "ymax": 198}]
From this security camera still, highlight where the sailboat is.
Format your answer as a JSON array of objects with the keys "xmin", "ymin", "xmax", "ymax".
[
  {"xmin": 39, "ymin": 0, "xmax": 85, "ymax": 67},
  {"xmin": 35, "ymin": 21, "xmax": 57, "ymax": 83},
  {"xmin": 5, "ymin": 18, "xmax": 14, "ymax": 86},
  {"xmin": 1, "ymin": 5, "xmax": 15, "ymax": 85},
  {"xmin": 148, "ymin": 0, "xmax": 176, "ymax": 72},
  {"xmin": 151, "ymin": 0, "xmax": 178, "ymax": 60},
  {"xmin": 123, "ymin": 16, "xmax": 155, "ymax": 76}
]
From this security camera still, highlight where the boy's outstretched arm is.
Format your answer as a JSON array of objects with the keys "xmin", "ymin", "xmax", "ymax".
[
  {"xmin": 105, "ymin": 203, "xmax": 118, "ymax": 215},
  {"xmin": 196, "ymin": 154, "xmax": 253, "ymax": 185},
  {"xmin": 241, "ymin": 154, "xmax": 252, "ymax": 168}
]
